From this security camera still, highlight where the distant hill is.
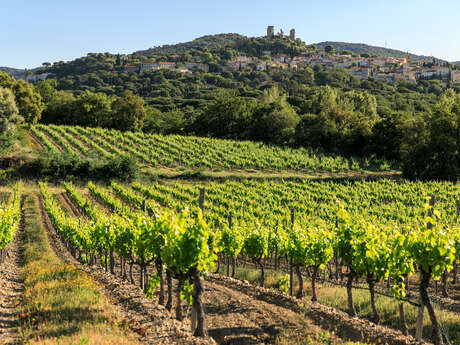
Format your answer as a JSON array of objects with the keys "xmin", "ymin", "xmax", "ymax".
[
  {"xmin": 0, "ymin": 67, "xmax": 27, "ymax": 74},
  {"xmin": 0, "ymin": 66, "xmax": 43, "ymax": 79},
  {"xmin": 314, "ymin": 41, "xmax": 442, "ymax": 62},
  {"xmin": 136, "ymin": 33, "xmax": 245, "ymax": 56}
]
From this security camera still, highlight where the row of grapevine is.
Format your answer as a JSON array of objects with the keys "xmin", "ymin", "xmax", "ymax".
[
  {"xmin": 0, "ymin": 182, "xmax": 22, "ymax": 260},
  {"xmin": 41, "ymin": 178, "xmax": 460, "ymax": 343},
  {"xmin": 30, "ymin": 125, "xmax": 394, "ymax": 172},
  {"xmin": 118, "ymin": 180, "xmax": 460, "ymax": 345},
  {"xmin": 40, "ymin": 181, "xmax": 216, "ymax": 337}
]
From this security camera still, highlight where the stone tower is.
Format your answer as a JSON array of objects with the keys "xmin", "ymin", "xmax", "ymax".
[
  {"xmin": 290, "ymin": 28, "xmax": 295, "ymax": 40},
  {"xmin": 267, "ymin": 26, "xmax": 274, "ymax": 38}
]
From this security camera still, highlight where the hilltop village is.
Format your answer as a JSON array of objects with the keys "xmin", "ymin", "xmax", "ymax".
[
  {"xmin": 6, "ymin": 26, "xmax": 458, "ymax": 86},
  {"xmin": 117, "ymin": 26, "xmax": 458, "ymax": 84}
]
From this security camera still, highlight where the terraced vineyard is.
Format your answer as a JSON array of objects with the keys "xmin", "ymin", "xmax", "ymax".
[{"xmin": 29, "ymin": 124, "xmax": 394, "ymax": 173}]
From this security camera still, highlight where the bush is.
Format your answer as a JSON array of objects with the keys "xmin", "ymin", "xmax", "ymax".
[
  {"xmin": 24, "ymin": 151, "xmax": 139, "ymax": 181},
  {"xmin": 100, "ymin": 154, "xmax": 139, "ymax": 180}
]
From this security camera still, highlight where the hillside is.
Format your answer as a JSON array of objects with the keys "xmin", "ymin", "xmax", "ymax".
[
  {"xmin": 136, "ymin": 33, "xmax": 245, "ymax": 56},
  {"xmin": 0, "ymin": 67, "xmax": 27, "ymax": 74},
  {"xmin": 315, "ymin": 41, "xmax": 440, "ymax": 62}
]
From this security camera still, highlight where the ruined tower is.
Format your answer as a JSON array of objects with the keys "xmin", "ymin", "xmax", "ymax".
[
  {"xmin": 290, "ymin": 28, "xmax": 295, "ymax": 40},
  {"xmin": 267, "ymin": 26, "xmax": 274, "ymax": 38}
]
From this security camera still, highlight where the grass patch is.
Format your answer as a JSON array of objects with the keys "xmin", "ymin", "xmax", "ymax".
[
  {"xmin": 143, "ymin": 166, "xmax": 401, "ymax": 182},
  {"xmin": 19, "ymin": 192, "xmax": 140, "ymax": 345}
]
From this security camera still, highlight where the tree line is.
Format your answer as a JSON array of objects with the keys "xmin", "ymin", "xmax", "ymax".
[{"xmin": 1, "ymin": 63, "xmax": 459, "ymax": 180}]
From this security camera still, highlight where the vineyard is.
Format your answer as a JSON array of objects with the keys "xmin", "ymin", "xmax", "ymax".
[
  {"xmin": 0, "ymin": 126, "xmax": 459, "ymax": 345},
  {"xmin": 28, "ymin": 124, "xmax": 394, "ymax": 173}
]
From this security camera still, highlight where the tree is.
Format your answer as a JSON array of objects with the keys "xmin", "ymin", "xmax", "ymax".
[
  {"xmin": 195, "ymin": 90, "xmax": 255, "ymax": 139},
  {"xmin": 295, "ymin": 86, "xmax": 379, "ymax": 154},
  {"xmin": 73, "ymin": 91, "xmax": 112, "ymax": 127},
  {"xmin": 111, "ymin": 90, "xmax": 146, "ymax": 131},
  {"xmin": 0, "ymin": 72, "xmax": 44, "ymax": 124},
  {"xmin": 12, "ymin": 80, "xmax": 44, "ymax": 124},
  {"xmin": 0, "ymin": 87, "xmax": 23, "ymax": 149},
  {"xmin": 324, "ymin": 45, "xmax": 335, "ymax": 54},
  {"xmin": 368, "ymin": 111, "xmax": 409, "ymax": 160},
  {"xmin": 35, "ymin": 79, "xmax": 57, "ymax": 105},
  {"xmin": 401, "ymin": 89, "xmax": 460, "ymax": 180},
  {"xmin": 251, "ymin": 86, "xmax": 300, "ymax": 145},
  {"xmin": 40, "ymin": 91, "xmax": 76, "ymax": 125}
]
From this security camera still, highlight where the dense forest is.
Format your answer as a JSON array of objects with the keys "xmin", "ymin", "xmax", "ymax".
[{"xmin": 1, "ymin": 34, "xmax": 459, "ymax": 180}]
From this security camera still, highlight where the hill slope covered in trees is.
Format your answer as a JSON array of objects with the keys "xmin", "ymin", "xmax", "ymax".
[{"xmin": 315, "ymin": 41, "xmax": 440, "ymax": 61}]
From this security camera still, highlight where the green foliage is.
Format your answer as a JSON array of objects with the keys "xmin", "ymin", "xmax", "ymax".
[
  {"xmin": 296, "ymin": 86, "xmax": 380, "ymax": 154},
  {"xmin": 251, "ymin": 86, "xmax": 300, "ymax": 145},
  {"xmin": 0, "ymin": 72, "xmax": 43, "ymax": 124},
  {"xmin": 138, "ymin": 33, "xmax": 244, "ymax": 56},
  {"xmin": 0, "ymin": 182, "xmax": 22, "ymax": 250},
  {"xmin": 27, "ymin": 150, "xmax": 139, "ymax": 181},
  {"xmin": 111, "ymin": 90, "xmax": 146, "ymax": 131},
  {"xmin": 408, "ymin": 204, "xmax": 456, "ymax": 280},
  {"xmin": 316, "ymin": 41, "xmax": 433, "ymax": 61},
  {"xmin": 161, "ymin": 209, "xmax": 216, "ymax": 276},
  {"xmin": 234, "ymin": 36, "xmax": 312, "ymax": 57},
  {"xmin": 243, "ymin": 227, "xmax": 268, "ymax": 261},
  {"xmin": 277, "ymin": 274, "xmax": 290, "ymax": 294},
  {"xmin": 401, "ymin": 89, "xmax": 460, "ymax": 180},
  {"xmin": 180, "ymin": 280, "xmax": 194, "ymax": 306},
  {"xmin": 324, "ymin": 45, "xmax": 335, "ymax": 54},
  {"xmin": 40, "ymin": 88, "xmax": 147, "ymax": 131},
  {"xmin": 219, "ymin": 223, "xmax": 244, "ymax": 259},
  {"xmin": 0, "ymin": 87, "xmax": 23, "ymax": 150},
  {"xmin": 194, "ymin": 90, "xmax": 255, "ymax": 139}
]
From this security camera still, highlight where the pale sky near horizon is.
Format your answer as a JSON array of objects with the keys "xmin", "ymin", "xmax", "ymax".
[{"xmin": 2, "ymin": 0, "xmax": 460, "ymax": 69}]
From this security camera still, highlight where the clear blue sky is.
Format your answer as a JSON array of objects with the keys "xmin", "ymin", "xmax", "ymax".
[{"xmin": 2, "ymin": 0, "xmax": 460, "ymax": 69}]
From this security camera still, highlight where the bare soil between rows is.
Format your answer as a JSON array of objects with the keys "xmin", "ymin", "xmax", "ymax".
[{"xmin": 0, "ymin": 197, "xmax": 24, "ymax": 345}]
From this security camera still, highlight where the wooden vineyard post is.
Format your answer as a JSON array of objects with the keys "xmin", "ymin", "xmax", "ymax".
[
  {"xmin": 334, "ymin": 216, "xmax": 340, "ymax": 281},
  {"xmin": 456, "ymin": 200, "xmax": 460, "ymax": 223},
  {"xmin": 275, "ymin": 220, "xmax": 279, "ymax": 270},
  {"xmin": 142, "ymin": 199, "xmax": 147, "ymax": 214},
  {"xmin": 192, "ymin": 188, "xmax": 206, "ymax": 334},
  {"xmin": 454, "ymin": 200, "xmax": 459, "ymax": 285},
  {"xmin": 229, "ymin": 211, "xmax": 237, "ymax": 277},
  {"xmin": 289, "ymin": 208, "xmax": 295, "ymax": 297},
  {"xmin": 199, "ymin": 188, "xmax": 205, "ymax": 214},
  {"xmin": 416, "ymin": 195, "xmax": 435, "ymax": 342}
]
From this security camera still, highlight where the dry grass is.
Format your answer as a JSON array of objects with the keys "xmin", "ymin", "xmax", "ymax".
[
  {"xmin": 19, "ymin": 193, "xmax": 140, "ymax": 345},
  {"xmin": 142, "ymin": 166, "xmax": 401, "ymax": 182}
]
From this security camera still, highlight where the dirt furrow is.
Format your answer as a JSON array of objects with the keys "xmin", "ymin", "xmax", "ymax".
[
  {"xmin": 27, "ymin": 132, "xmax": 45, "ymax": 151},
  {"xmin": 202, "ymin": 279, "xmax": 328, "ymax": 344},
  {"xmin": 0, "ymin": 198, "xmax": 24, "ymax": 345},
  {"xmin": 58, "ymin": 192, "xmax": 86, "ymax": 218},
  {"xmin": 207, "ymin": 274, "xmax": 427, "ymax": 345}
]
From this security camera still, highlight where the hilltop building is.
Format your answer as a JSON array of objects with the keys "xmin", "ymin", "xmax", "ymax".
[
  {"xmin": 267, "ymin": 26, "xmax": 274, "ymax": 38},
  {"xmin": 266, "ymin": 25, "xmax": 296, "ymax": 40}
]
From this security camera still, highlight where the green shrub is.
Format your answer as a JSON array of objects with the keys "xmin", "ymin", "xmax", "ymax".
[{"xmin": 24, "ymin": 150, "xmax": 139, "ymax": 181}]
